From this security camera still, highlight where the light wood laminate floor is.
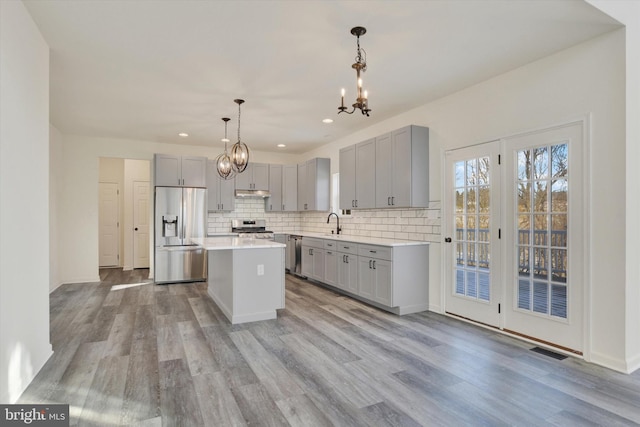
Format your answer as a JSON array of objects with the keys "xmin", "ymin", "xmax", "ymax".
[{"xmin": 19, "ymin": 268, "xmax": 640, "ymax": 426}]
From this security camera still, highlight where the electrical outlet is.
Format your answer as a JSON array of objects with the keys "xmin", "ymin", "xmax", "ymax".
[{"xmin": 257, "ymin": 264, "xmax": 264, "ymax": 276}]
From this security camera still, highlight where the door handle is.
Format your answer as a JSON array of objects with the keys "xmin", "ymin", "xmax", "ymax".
[
  {"xmin": 445, "ymin": 237, "xmax": 452, "ymax": 243},
  {"xmin": 134, "ymin": 227, "xmax": 138, "ymax": 231}
]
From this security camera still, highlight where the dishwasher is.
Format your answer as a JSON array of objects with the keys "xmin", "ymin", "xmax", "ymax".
[{"xmin": 286, "ymin": 235, "xmax": 304, "ymax": 277}]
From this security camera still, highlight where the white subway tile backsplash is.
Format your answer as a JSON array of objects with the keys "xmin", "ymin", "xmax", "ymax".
[{"xmin": 207, "ymin": 198, "xmax": 442, "ymax": 241}]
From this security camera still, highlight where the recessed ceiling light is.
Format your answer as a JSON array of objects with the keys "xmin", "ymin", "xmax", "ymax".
[
  {"xmin": 277, "ymin": 144, "xmax": 286, "ymax": 148},
  {"xmin": 322, "ymin": 118, "xmax": 334, "ymax": 124},
  {"xmin": 178, "ymin": 132, "xmax": 189, "ymax": 137}
]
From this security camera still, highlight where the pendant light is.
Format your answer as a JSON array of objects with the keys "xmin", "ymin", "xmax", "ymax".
[
  {"xmin": 338, "ymin": 26, "xmax": 371, "ymax": 116},
  {"xmin": 231, "ymin": 99, "xmax": 250, "ymax": 173},
  {"xmin": 215, "ymin": 117, "xmax": 235, "ymax": 180}
]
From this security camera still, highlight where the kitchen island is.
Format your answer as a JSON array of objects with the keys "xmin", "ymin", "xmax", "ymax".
[{"xmin": 191, "ymin": 237, "xmax": 286, "ymax": 324}]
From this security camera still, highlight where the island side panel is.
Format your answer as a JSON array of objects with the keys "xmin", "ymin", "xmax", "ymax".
[
  {"xmin": 207, "ymin": 249, "xmax": 234, "ymax": 322},
  {"xmin": 231, "ymin": 247, "xmax": 285, "ymax": 324}
]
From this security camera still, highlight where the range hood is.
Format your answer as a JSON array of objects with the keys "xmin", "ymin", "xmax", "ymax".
[{"xmin": 235, "ymin": 189, "xmax": 271, "ymax": 198}]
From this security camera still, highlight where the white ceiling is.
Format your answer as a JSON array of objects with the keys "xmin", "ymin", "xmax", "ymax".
[{"xmin": 24, "ymin": 0, "xmax": 620, "ymax": 154}]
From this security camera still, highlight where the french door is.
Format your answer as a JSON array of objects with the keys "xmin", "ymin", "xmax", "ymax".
[
  {"xmin": 444, "ymin": 122, "xmax": 585, "ymax": 353},
  {"xmin": 444, "ymin": 142, "xmax": 501, "ymax": 327}
]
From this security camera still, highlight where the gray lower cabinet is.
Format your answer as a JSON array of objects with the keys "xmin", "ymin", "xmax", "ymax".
[
  {"xmin": 300, "ymin": 236, "xmax": 429, "ymax": 315},
  {"xmin": 301, "ymin": 238, "xmax": 325, "ymax": 282},
  {"xmin": 357, "ymin": 256, "xmax": 392, "ymax": 306},
  {"xmin": 324, "ymin": 249, "xmax": 337, "ymax": 286}
]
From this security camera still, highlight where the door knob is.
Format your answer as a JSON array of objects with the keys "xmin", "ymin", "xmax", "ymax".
[
  {"xmin": 444, "ymin": 237, "xmax": 452, "ymax": 243},
  {"xmin": 135, "ymin": 227, "xmax": 139, "ymax": 231}
]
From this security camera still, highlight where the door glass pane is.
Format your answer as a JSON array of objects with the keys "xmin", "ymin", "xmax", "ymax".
[
  {"xmin": 515, "ymin": 145, "xmax": 568, "ymax": 319},
  {"xmin": 453, "ymin": 153, "xmax": 492, "ymax": 303}
]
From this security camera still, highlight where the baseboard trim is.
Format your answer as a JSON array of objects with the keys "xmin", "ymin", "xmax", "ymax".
[
  {"xmin": 590, "ymin": 350, "xmax": 634, "ymax": 374},
  {"xmin": 60, "ymin": 275, "xmax": 101, "ymax": 285}
]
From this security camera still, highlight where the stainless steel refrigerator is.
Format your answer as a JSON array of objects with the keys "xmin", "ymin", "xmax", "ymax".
[{"xmin": 154, "ymin": 187, "xmax": 207, "ymax": 284}]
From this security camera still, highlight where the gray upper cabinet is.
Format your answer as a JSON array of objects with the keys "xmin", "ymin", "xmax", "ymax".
[
  {"xmin": 206, "ymin": 160, "xmax": 234, "ymax": 211},
  {"xmin": 339, "ymin": 145, "xmax": 356, "ymax": 210},
  {"xmin": 154, "ymin": 154, "xmax": 207, "ymax": 187},
  {"xmin": 283, "ymin": 164, "xmax": 298, "ymax": 212},
  {"xmin": 339, "ymin": 138, "xmax": 375, "ymax": 209},
  {"xmin": 375, "ymin": 125, "xmax": 429, "ymax": 208},
  {"xmin": 235, "ymin": 162, "xmax": 269, "ymax": 191},
  {"xmin": 266, "ymin": 164, "xmax": 283, "ymax": 212},
  {"xmin": 298, "ymin": 158, "xmax": 330, "ymax": 211}
]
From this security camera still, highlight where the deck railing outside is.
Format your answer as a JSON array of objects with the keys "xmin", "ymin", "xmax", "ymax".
[{"xmin": 455, "ymin": 228, "xmax": 567, "ymax": 277}]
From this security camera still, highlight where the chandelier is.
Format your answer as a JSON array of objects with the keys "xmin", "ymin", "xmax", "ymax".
[
  {"xmin": 215, "ymin": 117, "xmax": 234, "ymax": 180},
  {"xmin": 338, "ymin": 26, "xmax": 371, "ymax": 116},
  {"xmin": 230, "ymin": 99, "xmax": 250, "ymax": 173}
]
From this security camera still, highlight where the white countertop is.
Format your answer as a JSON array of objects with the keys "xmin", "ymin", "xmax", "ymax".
[
  {"xmin": 279, "ymin": 232, "xmax": 430, "ymax": 247},
  {"xmin": 191, "ymin": 237, "xmax": 285, "ymax": 250}
]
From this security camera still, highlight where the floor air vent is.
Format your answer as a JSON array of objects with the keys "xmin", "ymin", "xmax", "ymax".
[{"xmin": 530, "ymin": 346, "xmax": 568, "ymax": 360}]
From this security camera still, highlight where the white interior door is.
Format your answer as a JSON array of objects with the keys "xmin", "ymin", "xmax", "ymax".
[
  {"xmin": 133, "ymin": 181, "xmax": 150, "ymax": 269},
  {"xmin": 503, "ymin": 122, "xmax": 584, "ymax": 353},
  {"xmin": 444, "ymin": 141, "xmax": 501, "ymax": 327},
  {"xmin": 99, "ymin": 182, "xmax": 119, "ymax": 267}
]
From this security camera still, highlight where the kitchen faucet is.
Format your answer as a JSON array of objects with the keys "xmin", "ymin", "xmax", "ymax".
[{"xmin": 327, "ymin": 212, "xmax": 341, "ymax": 235}]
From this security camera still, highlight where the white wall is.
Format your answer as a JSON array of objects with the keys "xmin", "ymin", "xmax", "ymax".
[
  {"xmin": 302, "ymin": 29, "xmax": 626, "ymax": 369},
  {"xmin": 588, "ymin": 0, "xmax": 640, "ymax": 373},
  {"xmin": 0, "ymin": 0, "xmax": 52, "ymax": 403},
  {"xmin": 56, "ymin": 135, "xmax": 299, "ymax": 284},
  {"xmin": 50, "ymin": 125, "xmax": 64, "ymax": 291}
]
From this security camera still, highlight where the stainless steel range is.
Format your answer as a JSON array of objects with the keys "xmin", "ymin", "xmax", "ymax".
[{"xmin": 231, "ymin": 219, "xmax": 274, "ymax": 239}]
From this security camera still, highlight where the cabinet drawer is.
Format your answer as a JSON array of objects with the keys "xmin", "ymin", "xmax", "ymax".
[
  {"xmin": 324, "ymin": 240, "xmax": 338, "ymax": 250},
  {"xmin": 302, "ymin": 237, "xmax": 324, "ymax": 249},
  {"xmin": 337, "ymin": 242, "xmax": 358, "ymax": 255},
  {"xmin": 358, "ymin": 244, "xmax": 392, "ymax": 261}
]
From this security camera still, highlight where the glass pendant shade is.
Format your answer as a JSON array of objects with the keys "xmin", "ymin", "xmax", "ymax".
[
  {"xmin": 216, "ymin": 118, "xmax": 235, "ymax": 180},
  {"xmin": 231, "ymin": 99, "xmax": 250, "ymax": 173}
]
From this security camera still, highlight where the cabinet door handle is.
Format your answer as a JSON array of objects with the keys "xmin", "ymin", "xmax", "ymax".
[
  {"xmin": 388, "ymin": 196, "xmax": 391, "ymax": 206},
  {"xmin": 221, "ymin": 204, "xmax": 224, "ymax": 210},
  {"xmin": 327, "ymin": 251, "xmax": 332, "ymax": 255},
  {"xmin": 369, "ymin": 260, "xmax": 372, "ymax": 269},
  {"xmin": 355, "ymin": 200, "xmax": 358, "ymax": 208},
  {"xmin": 373, "ymin": 260, "xmax": 376, "ymax": 269},
  {"xmin": 370, "ymin": 250, "xmax": 377, "ymax": 254},
  {"xmin": 346, "ymin": 255, "xmax": 349, "ymax": 264},
  {"xmin": 282, "ymin": 204, "xmax": 285, "ymax": 210},
  {"xmin": 391, "ymin": 196, "xmax": 395, "ymax": 206},
  {"xmin": 270, "ymin": 204, "xmax": 272, "ymax": 211}
]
